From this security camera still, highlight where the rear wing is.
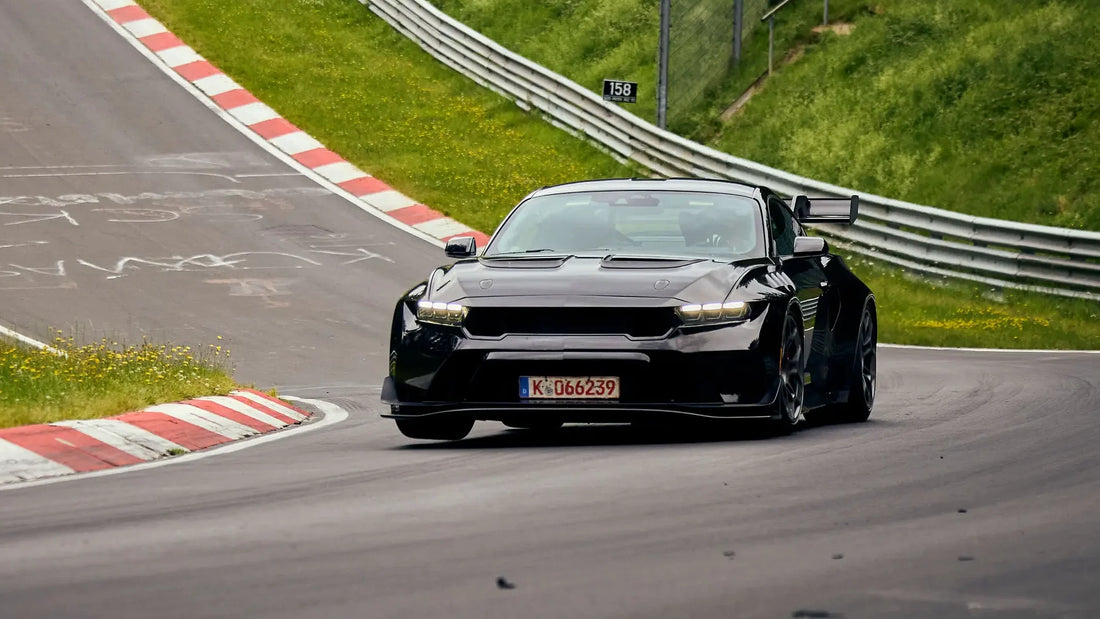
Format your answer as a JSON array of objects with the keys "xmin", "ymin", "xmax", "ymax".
[{"xmin": 791, "ymin": 195, "xmax": 859, "ymax": 225}]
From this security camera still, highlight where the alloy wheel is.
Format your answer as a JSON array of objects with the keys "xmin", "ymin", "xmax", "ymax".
[
  {"xmin": 778, "ymin": 311, "xmax": 805, "ymax": 426},
  {"xmin": 858, "ymin": 305, "xmax": 877, "ymax": 409}
]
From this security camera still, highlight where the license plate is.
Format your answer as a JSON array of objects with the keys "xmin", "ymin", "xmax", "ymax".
[{"xmin": 519, "ymin": 376, "xmax": 620, "ymax": 399}]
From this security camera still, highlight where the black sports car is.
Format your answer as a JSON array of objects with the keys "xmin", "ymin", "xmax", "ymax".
[{"xmin": 381, "ymin": 179, "xmax": 876, "ymax": 440}]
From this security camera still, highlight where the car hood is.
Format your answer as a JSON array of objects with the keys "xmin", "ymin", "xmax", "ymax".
[{"xmin": 425, "ymin": 255, "xmax": 763, "ymax": 305}]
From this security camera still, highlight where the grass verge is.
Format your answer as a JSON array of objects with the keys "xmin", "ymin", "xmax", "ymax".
[
  {"xmin": 0, "ymin": 333, "xmax": 237, "ymax": 429},
  {"xmin": 136, "ymin": 0, "xmax": 1100, "ymax": 349},
  {"xmin": 430, "ymin": 0, "xmax": 1099, "ymax": 231},
  {"xmin": 139, "ymin": 0, "xmax": 634, "ymax": 234},
  {"xmin": 711, "ymin": 0, "xmax": 1100, "ymax": 231},
  {"xmin": 848, "ymin": 256, "xmax": 1099, "ymax": 349}
]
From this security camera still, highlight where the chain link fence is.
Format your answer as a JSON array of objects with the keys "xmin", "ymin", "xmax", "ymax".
[{"xmin": 667, "ymin": 0, "xmax": 769, "ymax": 124}]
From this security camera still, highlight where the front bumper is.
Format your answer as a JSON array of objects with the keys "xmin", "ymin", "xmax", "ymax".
[{"xmin": 383, "ymin": 310, "xmax": 783, "ymax": 422}]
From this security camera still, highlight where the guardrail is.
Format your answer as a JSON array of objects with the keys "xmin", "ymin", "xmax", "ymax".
[{"xmin": 364, "ymin": 0, "xmax": 1100, "ymax": 300}]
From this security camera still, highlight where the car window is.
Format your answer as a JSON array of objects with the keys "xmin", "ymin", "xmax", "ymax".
[
  {"xmin": 485, "ymin": 190, "xmax": 765, "ymax": 261},
  {"xmin": 767, "ymin": 195, "xmax": 799, "ymax": 256}
]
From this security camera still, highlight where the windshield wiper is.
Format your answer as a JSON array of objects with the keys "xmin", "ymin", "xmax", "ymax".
[
  {"xmin": 483, "ymin": 249, "xmax": 577, "ymax": 262},
  {"xmin": 603, "ymin": 253, "xmax": 699, "ymax": 261},
  {"xmin": 486, "ymin": 248, "xmax": 564, "ymax": 256}
]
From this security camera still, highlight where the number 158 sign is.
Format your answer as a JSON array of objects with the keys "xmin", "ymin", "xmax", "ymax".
[{"xmin": 602, "ymin": 79, "xmax": 637, "ymax": 103}]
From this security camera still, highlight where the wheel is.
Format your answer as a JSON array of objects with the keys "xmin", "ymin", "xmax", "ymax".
[
  {"xmin": 835, "ymin": 299, "xmax": 876, "ymax": 423},
  {"xmin": 395, "ymin": 416, "xmax": 474, "ymax": 440},
  {"xmin": 771, "ymin": 308, "xmax": 805, "ymax": 434}
]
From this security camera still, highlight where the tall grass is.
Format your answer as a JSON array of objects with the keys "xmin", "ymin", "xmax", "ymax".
[
  {"xmin": 0, "ymin": 333, "xmax": 236, "ymax": 428},
  {"xmin": 847, "ymin": 257, "xmax": 1100, "ymax": 349},
  {"xmin": 432, "ymin": 0, "xmax": 1099, "ymax": 231},
  {"xmin": 716, "ymin": 1, "xmax": 1100, "ymax": 230},
  {"xmin": 434, "ymin": 0, "xmax": 661, "ymax": 123}
]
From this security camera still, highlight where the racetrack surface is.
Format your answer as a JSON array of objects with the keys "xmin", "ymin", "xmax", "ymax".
[{"xmin": 1, "ymin": 2, "xmax": 1098, "ymax": 617}]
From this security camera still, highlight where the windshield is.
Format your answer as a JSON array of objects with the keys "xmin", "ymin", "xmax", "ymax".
[{"xmin": 485, "ymin": 190, "xmax": 764, "ymax": 260}]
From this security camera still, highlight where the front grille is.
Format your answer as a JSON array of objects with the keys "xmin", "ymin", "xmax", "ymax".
[{"xmin": 464, "ymin": 307, "xmax": 678, "ymax": 338}]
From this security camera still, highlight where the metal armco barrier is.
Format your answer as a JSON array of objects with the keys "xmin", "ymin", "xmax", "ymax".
[{"xmin": 365, "ymin": 0, "xmax": 1100, "ymax": 300}]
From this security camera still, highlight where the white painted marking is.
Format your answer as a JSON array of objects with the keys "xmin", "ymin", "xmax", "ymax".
[
  {"xmin": 0, "ymin": 210, "xmax": 78, "ymax": 226},
  {"xmin": 82, "ymin": 0, "xmax": 449, "ymax": 249},
  {"xmin": 93, "ymin": 208, "xmax": 180, "ymax": 223},
  {"xmin": 0, "ymin": 170, "xmax": 239, "ymax": 182},
  {"xmin": 0, "ymin": 439, "xmax": 75, "ymax": 484},
  {"xmin": 0, "ymin": 164, "xmax": 129, "ymax": 170},
  {"xmin": 156, "ymin": 45, "xmax": 204, "ymax": 68},
  {"xmin": 76, "ymin": 252, "xmax": 321, "ymax": 277},
  {"xmin": 95, "ymin": 0, "xmax": 136, "ymax": 10},
  {"xmin": 200, "ymin": 396, "xmax": 290, "ymax": 428},
  {"xmin": 311, "ymin": 161, "xmax": 366, "ymax": 184},
  {"xmin": 0, "ymin": 241, "xmax": 49, "ymax": 250},
  {"xmin": 0, "ymin": 117, "xmax": 29, "ymax": 133},
  {"xmin": 269, "ymin": 131, "xmax": 325, "ymax": 156},
  {"xmin": 879, "ymin": 343, "xmax": 1100, "ymax": 354},
  {"xmin": 311, "ymin": 248, "xmax": 394, "ymax": 265},
  {"xmin": 415, "ymin": 217, "xmax": 471, "ymax": 238},
  {"xmin": 0, "ymin": 187, "xmax": 326, "ymax": 208},
  {"xmin": 122, "ymin": 18, "xmax": 167, "ymax": 38},
  {"xmin": 9, "ymin": 261, "xmax": 66, "ymax": 277},
  {"xmin": 360, "ymin": 189, "xmax": 418, "ymax": 213},
  {"xmin": 0, "ymin": 323, "xmax": 59, "ymax": 353},
  {"xmin": 57, "ymin": 419, "xmax": 187, "ymax": 457},
  {"xmin": 228, "ymin": 102, "xmax": 280, "ymax": 126},
  {"xmin": 230, "ymin": 391, "xmax": 308, "ymax": 422},
  {"xmin": 145, "ymin": 403, "xmax": 257, "ymax": 440},
  {"xmin": 191, "ymin": 73, "xmax": 242, "ymax": 97},
  {"xmin": 51, "ymin": 420, "xmax": 170, "ymax": 460}
]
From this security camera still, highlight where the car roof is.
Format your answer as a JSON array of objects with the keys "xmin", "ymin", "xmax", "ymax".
[{"xmin": 527, "ymin": 178, "xmax": 761, "ymax": 200}]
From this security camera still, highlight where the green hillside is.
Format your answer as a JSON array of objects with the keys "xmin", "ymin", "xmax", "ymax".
[
  {"xmin": 137, "ymin": 0, "xmax": 1100, "ymax": 349},
  {"xmin": 432, "ymin": 0, "xmax": 1100, "ymax": 231}
]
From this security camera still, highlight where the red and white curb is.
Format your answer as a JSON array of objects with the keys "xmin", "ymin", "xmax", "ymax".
[
  {"xmin": 87, "ymin": 0, "xmax": 490, "ymax": 248},
  {"xmin": 0, "ymin": 389, "xmax": 310, "ymax": 485}
]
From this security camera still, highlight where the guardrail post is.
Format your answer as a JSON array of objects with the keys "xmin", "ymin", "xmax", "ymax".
[
  {"xmin": 768, "ymin": 15, "xmax": 775, "ymax": 76},
  {"xmin": 657, "ymin": 0, "xmax": 670, "ymax": 129},
  {"xmin": 733, "ymin": 0, "xmax": 743, "ymax": 67},
  {"xmin": 761, "ymin": 0, "xmax": 792, "ymax": 77},
  {"xmin": 824, "ymin": 0, "xmax": 829, "ymax": 25}
]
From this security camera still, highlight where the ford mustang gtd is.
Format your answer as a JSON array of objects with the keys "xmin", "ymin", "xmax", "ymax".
[{"xmin": 381, "ymin": 179, "xmax": 877, "ymax": 440}]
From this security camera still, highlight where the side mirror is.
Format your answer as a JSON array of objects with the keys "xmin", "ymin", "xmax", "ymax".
[
  {"xmin": 792, "ymin": 236, "xmax": 828, "ymax": 257},
  {"xmin": 793, "ymin": 195, "xmax": 858, "ymax": 225},
  {"xmin": 444, "ymin": 236, "xmax": 477, "ymax": 259}
]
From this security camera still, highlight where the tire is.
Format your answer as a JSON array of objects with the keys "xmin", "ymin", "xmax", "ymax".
[
  {"xmin": 771, "ymin": 308, "xmax": 805, "ymax": 435},
  {"xmin": 395, "ymin": 416, "xmax": 474, "ymax": 441},
  {"xmin": 835, "ymin": 298, "xmax": 876, "ymax": 423}
]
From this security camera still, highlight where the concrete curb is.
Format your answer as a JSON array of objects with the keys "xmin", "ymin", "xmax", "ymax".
[
  {"xmin": 0, "ymin": 389, "xmax": 311, "ymax": 485},
  {"xmin": 89, "ymin": 0, "xmax": 490, "ymax": 249}
]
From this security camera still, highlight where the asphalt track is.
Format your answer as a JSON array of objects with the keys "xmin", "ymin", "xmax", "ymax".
[{"xmin": 1, "ymin": 2, "xmax": 1098, "ymax": 617}]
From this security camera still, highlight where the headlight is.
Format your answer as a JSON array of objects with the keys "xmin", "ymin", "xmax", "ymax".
[
  {"xmin": 416, "ymin": 300, "xmax": 467, "ymax": 326},
  {"xmin": 676, "ymin": 301, "xmax": 748, "ymax": 324}
]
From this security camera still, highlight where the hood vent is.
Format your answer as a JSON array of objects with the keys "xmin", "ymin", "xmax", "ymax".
[{"xmin": 465, "ymin": 307, "xmax": 678, "ymax": 338}]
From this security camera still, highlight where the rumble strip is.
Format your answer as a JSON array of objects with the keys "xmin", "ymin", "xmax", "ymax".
[
  {"xmin": 0, "ymin": 389, "xmax": 311, "ymax": 485},
  {"xmin": 85, "ymin": 0, "xmax": 490, "ymax": 248}
]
